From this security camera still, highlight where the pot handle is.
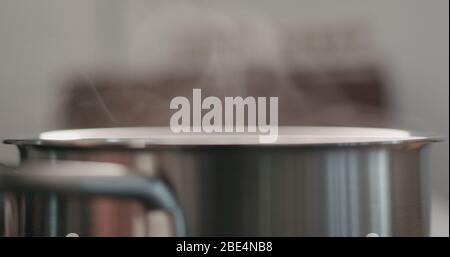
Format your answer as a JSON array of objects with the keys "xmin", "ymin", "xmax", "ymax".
[{"xmin": 0, "ymin": 161, "xmax": 186, "ymax": 236}]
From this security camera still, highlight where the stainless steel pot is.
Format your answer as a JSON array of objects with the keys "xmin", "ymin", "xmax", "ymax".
[{"xmin": 0, "ymin": 126, "xmax": 439, "ymax": 236}]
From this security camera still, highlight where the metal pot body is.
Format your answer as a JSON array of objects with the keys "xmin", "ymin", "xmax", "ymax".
[{"xmin": 4, "ymin": 142, "xmax": 428, "ymax": 237}]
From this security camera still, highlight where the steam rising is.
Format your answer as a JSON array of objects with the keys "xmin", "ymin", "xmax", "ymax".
[
  {"xmin": 127, "ymin": 4, "xmax": 297, "ymax": 98},
  {"xmin": 66, "ymin": 3, "xmax": 387, "ymax": 129}
]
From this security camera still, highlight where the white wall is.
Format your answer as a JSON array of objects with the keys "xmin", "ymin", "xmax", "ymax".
[{"xmin": 0, "ymin": 0, "xmax": 99, "ymax": 161}]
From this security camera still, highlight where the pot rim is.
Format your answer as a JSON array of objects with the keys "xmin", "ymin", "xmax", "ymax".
[{"xmin": 3, "ymin": 126, "xmax": 441, "ymax": 149}]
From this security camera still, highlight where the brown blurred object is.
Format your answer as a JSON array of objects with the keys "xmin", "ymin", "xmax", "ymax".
[{"xmin": 63, "ymin": 68, "xmax": 387, "ymax": 128}]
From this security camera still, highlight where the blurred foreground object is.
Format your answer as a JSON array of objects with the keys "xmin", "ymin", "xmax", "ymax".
[{"xmin": 0, "ymin": 161, "xmax": 185, "ymax": 236}]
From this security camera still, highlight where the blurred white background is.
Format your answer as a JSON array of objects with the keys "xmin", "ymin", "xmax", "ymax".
[{"xmin": 0, "ymin": 0, "xmax": 448, "ymax": 236}]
